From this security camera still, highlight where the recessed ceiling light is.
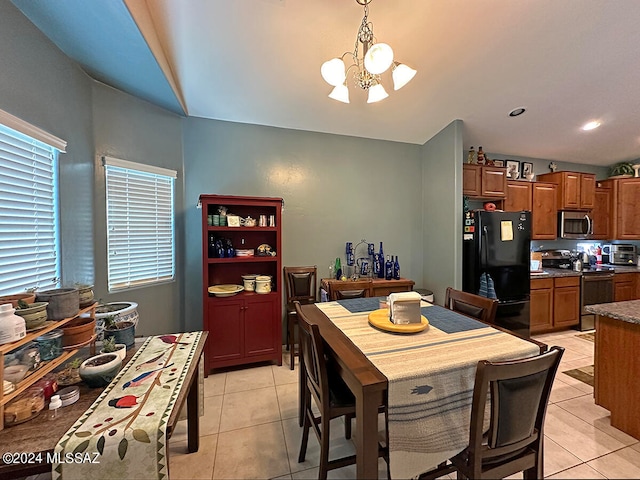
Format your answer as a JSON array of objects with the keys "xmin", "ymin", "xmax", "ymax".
[
  {"xmin": 509, "ymin": 107, "xmax": 526, "ymax": 117},
  {"xmin": 582, "ymin": 121, "xmax": 601, "ymax": 131}
]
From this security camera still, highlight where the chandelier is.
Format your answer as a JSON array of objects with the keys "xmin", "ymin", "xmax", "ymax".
[{"xmin": 320, "ymin": 0, "xmax": 417, "ymax": 104}]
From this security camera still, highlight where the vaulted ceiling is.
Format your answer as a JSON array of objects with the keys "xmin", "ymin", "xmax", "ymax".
[{"xmin": 12, "ymin": 0, "xmax": 640, "ymax": 167}]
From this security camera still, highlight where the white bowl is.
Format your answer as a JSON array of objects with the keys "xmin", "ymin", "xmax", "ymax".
[{"xmin": 5, "ymin": 364, "xmax": 29, "ymax": 384}]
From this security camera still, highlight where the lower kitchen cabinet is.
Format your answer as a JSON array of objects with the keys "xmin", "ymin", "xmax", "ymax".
[
  {"xmin": 530, "ymin": 278, "xmax": 553, "ymax": 332},
  {"xmin": 553, "ymin": 277, "xmax": 581, "ymax": 327},
  {"xmin": 613, "ymin": 273, "xmax": 637, "ymax": 302},
  {"xmin": 207, "ymin": 294, "xmax": 279, "ymax": 368},
  {"xmin": 530, "ymin": 276, "xmax": 580, "ymax": 333}
]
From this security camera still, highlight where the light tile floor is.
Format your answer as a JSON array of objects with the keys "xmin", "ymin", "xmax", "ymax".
[{"xmin": 27, "ymin": 329, "xmax": 640, "ymax": 480}]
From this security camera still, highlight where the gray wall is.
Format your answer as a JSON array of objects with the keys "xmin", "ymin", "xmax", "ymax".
[
  {"xmin": 0, "ymin": 1, "xmax": 95, "ymax": 284},
  {"xmin": 0, "ymin": 1, "xmax": 185, "ymax": 337},
  {"xmin": 91, "ymin": 82, "xmax": 184, "ymax": 336},
  {"xmin": 421, "ymin": 120, "xmax": 464, "ymax": 303},
  {"xmin": 182, "ymin": 118, "xmax": 423, "ymax": 332}
]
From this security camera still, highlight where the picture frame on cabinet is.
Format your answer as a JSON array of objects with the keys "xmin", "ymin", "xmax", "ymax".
[
  {"xmin": 493, "ymin": 160, "xmax": 504, "ymax": 167},
  {"xmin": 521, "ymin": 162, "xmax": 534, "ymax": 178},
  {"xmin": 506, "ymin": 160, "xmax": 520, "ymax": 179}
]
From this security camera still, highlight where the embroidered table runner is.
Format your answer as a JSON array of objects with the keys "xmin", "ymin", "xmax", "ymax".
[
  {"xmin": 317, "ymin": 301, "xmax": 539, "ymax": 480},
  {"xmin": 53, "ymin": 331, "xmax": 204, "ymax": 480}
]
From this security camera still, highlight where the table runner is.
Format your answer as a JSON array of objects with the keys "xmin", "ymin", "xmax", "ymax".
[
  {"xmin": 52, "ymin": 331, "xmax": 203, "ymax": 480},
  {"xmin": 316, "ymin": 300, "xmax": 539, "ymax": 479}
]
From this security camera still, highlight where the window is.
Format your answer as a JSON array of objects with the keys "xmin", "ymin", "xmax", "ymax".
[
  {"xmin": 0, "ymin": 110, "xmax": 65, "ymax": 295},
  {"xmin": 104, "ymin": 156, "xmax": 176, "ymax": 292}
]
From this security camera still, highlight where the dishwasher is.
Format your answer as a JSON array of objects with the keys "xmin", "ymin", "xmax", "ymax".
[{"xmin": 580, "ymin": 270, "xmax": 614, "ymax": 331}]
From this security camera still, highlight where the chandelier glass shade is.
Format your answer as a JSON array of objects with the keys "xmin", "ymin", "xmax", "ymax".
[{"xmin": 321, "ymin": 0, "xmax": 416, "ymax": 104}]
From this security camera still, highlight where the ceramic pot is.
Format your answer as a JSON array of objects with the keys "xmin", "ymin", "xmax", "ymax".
[
  {"xmin": 0, "ymin": 293, "xmax": 36, "ymax": 308},
  {"xmin": 79, "ymin": 353, "xmax": 122, "ymax": 388},
  {"xmin": 255, "ymin": 275, "xmax": 272, "ymax": 294},
  {"xmin": 104, "ymin": 321, "xmax": 135, "ymax": 349},
  {"xmin": 36, "ymin": 288, "xmax": 79, "ymax": 320},
  {"xmin": 100, "ymin": 342, "xmax": 127, "ymax": 361},
  {"xmin": 76, "ymin": 284, "xmax": 95, "ymax": 308},
  {"xmin": 14, "ymin": 302, "xmax": 48, "ymax": 330},
  {"xmin": 242, "ymin": 274, "xmax": 257, "ymax": 292},
  {"xmin": 60, "ymin": 317, "xmax": 96, "ymax": 347},
  {"xmin": 90, "ymin": 302, "xmax": 139, "ymax": 341}
]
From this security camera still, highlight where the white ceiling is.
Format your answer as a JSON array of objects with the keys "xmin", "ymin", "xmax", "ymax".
[{"xmin": 14, "ymin": 0, "xmax": 640, "ymax": 167}]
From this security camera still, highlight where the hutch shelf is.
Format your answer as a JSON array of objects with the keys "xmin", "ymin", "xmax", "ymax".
[{"xmin": 200, "ymin": 194, "xmax": 283, "ymax": 372}]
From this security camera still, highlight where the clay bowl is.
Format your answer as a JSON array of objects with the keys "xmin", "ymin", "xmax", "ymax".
[
  {"xmin": 0, "ymin": 293, "xmax": 36, "ymax": 308},
  {"xmin": 60, "ymin": 317, "xmax": 96, "ymax": 347}
]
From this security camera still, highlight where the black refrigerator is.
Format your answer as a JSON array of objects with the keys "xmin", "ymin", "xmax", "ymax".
[{"xmin": 462, "ymin": 210, "xmax": 531, "ymax": 338}]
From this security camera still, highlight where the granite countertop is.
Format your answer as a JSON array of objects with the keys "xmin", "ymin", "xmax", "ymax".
[
  {"xmin": 530, "ymin": 265, "xmax": 640, "ymax": 279},
  {"xmin": 585, "ymin": 300, "xmax": 640, "ymax": 325}
]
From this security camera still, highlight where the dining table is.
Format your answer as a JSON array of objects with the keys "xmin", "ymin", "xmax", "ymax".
[{"xmin": 299, "ymin": 298, "xmax": 542, "ymax": 479}]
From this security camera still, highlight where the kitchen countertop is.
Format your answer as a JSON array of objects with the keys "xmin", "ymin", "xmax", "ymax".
[
  {"xmin": 530, "ymin": 264, "xmax": 640, "ymax": 279},
  {"xmin": 585, "ymin": 300, "xmax": 640, "ymax": 325}
]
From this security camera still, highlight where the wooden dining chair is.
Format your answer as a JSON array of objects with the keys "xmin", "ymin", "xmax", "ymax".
[
  {"xmin": 294, "ymin": 301, "xmax": 389, "ymax": 480},
  {"xmin": 444, "ymin": 287, "xmax": 498, "ymax": 324},
  {"xmin": 335, "ymin": 288, "xmax": 367, "ymax": 300},
  {"xmin": 448, "ymin": 346, "xmax": 564, "ymax": 479},
  {"xmin": 284, "ymin": 266, "xmax": 317, "ymax": 370}
]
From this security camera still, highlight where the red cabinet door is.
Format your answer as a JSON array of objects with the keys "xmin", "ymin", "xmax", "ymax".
[
  {"xmin": 244, "ymin": 295, "xmax": 278, "ymax": 357},
  {"xmin": 208, "ymin": 298, "xmax": 243, "ymax": 364}
]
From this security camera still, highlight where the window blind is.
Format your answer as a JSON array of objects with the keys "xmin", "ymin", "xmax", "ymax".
[
  {"xmin": 0, "ymin": 124, "xmax": 60, "ymax": 294},
  {"xmin": 104, "ymin": 157, "xmax": 176, "ymax": 292}
]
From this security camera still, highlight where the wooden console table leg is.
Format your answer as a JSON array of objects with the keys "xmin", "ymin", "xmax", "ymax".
[{"xmin": 187, "ymin": 360, "xmax": 201, "ymax": 453}]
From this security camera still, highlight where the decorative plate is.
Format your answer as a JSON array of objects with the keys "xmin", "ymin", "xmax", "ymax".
[
  {"xmin": 368, "ymin": 309, "xmax": 429, "ymax": 333},
  {"xmin": 208, "ymin": 284, "xmax": 244, "ymax": 297}
]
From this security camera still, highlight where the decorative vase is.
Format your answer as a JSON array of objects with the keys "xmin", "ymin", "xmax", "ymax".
[
  {"xmin": 634, "ymin": 164, "xmax": 640, "ymax": 178},
  {"xmin": 79, "ymin": 353, "xmax": 122, "ymax": 388}
]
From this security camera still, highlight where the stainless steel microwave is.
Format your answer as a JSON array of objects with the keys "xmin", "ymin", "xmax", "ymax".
[{"xmin": 558, "ymin": 211, "xmax": 593, "ymax": 239}]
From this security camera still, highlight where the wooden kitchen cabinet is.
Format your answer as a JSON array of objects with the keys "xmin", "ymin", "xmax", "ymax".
[
  {"xmin": 613, "ymin": 273, "xmax": 636, "ymax": 302},
  {"xmin": 531, "ymin": 182, "xmax": 558, "ymax": 239},
  {"xmin": 504, "ymin": 180, "xmax": 532, "ymax": 212},
  {"xmin": 530, "ymin": 278, "xmax": 554, "ymax": 333},
  {"xmin": 200, "ymin": 194, "xmax": 282, "ymax": 371},
  {"xmin": 553, "ymin": 276, "xmax": 581, "ymax": 328},
  {"xmin": 537, "ymin": 171, "xmax": 596, "ymax": 210},
  {"xmin": 602, "ymin": 178, "xmax": 640, "ymax": 239},
  {"xmin": 463, "ymin": 164, "xmax": 507, "ymax": 198},
  {"xmin": 591, "ymin": 184, "xmax": 612, "ymax": 240}
]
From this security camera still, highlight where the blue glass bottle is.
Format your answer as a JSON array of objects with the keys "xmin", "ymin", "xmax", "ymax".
[
  {"xmin": 393, "ymin": 256, "xmax": 400, "ymax": 280},
  {"xmin": 377, "ymin": 242, "xmax": 385, "ymax": 278},
  {"xmin": 385, "ymin": 255, "xmax": 393, "ymax": 280}
]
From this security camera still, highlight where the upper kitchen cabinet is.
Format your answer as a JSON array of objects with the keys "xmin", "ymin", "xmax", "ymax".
[
  {"xmin": 504, "ymin": 180, "xmax": 532, "ymax": 211},
  {"xmin": 602, "ymin": 177, "xmax": 640, "ymax": 239},
  {"xmin": 531, "ymin": 182, "xmax": 558, "ymax": 239},
  {"xmin": 463, "ymin": 164, "xmax": 507, "ymax": 199},
  {"xmin": 591, "ymin": 183, "xmax": 612, "ymax": 240},
  {"xmin": 537, "ymin": 171, "xmax": 596, "ymax": 210}
]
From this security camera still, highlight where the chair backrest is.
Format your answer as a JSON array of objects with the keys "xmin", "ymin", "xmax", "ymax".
[
  {"xmin": 335, "ymin": 289, "xmax": 366, "ymax": 300},
  {"xmin": 444, "ymin": 287, "xmax": 498, "ymax": 323},
  {"xmin": 468, "ymin": 346, "xmax": 564, "ymax": 471},
  {"xmin": 284, "ymin": 266, "xmax": 317, "ymax": 304},
  {"xmin": 294, "ymin": 301, "xmax": 329, "ymax": 407}
]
